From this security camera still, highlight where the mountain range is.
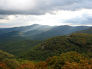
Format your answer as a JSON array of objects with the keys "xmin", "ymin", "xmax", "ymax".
[
  {"xmin": 77, "ymin": 27, "xmax": 92, "ymax": 34},
  {"xmin": 0, "ymin": 24, "xmax": 91, "ymax": 41}
]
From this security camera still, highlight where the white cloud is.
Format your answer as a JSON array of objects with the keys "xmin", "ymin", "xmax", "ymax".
[
  {"xmin": 0, "ymin": 0, "xmax": 92, "ymax": 14},
  {"xmin": 0, "ymin": 9, "xmax": 92, "ymax": 27},
  {"xmin": 0, "ymin": 0, "xmax": 35, "ymax": 10}
]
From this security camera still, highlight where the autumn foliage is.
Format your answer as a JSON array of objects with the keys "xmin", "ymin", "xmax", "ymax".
[{"xmin": 1, "ymin": 51, "xmax": 92, "ymax": 69}]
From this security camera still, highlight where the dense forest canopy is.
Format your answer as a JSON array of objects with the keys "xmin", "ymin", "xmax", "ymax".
[{"xmin": 0, "ymin": 33, "xmax": 92, "ymax": 69}]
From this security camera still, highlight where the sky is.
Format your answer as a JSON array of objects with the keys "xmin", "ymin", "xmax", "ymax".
[{"xmin": 0, "ymin": 0, "xmax": 92, "ymax": 28}]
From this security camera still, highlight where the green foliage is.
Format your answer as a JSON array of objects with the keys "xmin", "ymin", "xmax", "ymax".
[
  {"xmin": 0, "ymin": 50, "xmax": 20, "ymax": 69},
  {"xmin": 0, "ymin": 40, "xmax": 41, "ymax": 57},
  {"xmin": 46, "ymin": 56, "xmax": 63, "ymax": 69},
  {"xmin": 0, "ymin": 50, "xmax": 92, "ymax": 69},
  {"xmin": 3, "ymin": 59, "xmax": 20, "ymax": 69},
  {"xmin": 0, "ymin": 33, "xmax": 92, "ymax": 69},
  {"xmin": 46, "ymin": 51, "xmax": 88, "ymax": 69},
  {"xmin": 23, "ymin": 33, "xmax": 92, "ymax": 60},
  {"xmin": 0, "ymin": 50, "xmax": 14, "ymax": 61},
  {"xmin": 60, "ymin": 51, "xmax": 86, "ymax": 63}
]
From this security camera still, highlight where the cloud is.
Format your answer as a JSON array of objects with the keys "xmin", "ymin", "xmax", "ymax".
[
  {"xmin": 0, "ymin": 15, "xmax": 17, "ymax": 23},
  {"xmin": 0, "ymin": 9, "xmax": 92, "ymax": 28},
  {"xmin": 0, "ymin": 15, "xmax": 8, "ymax": 19},
  {"xmin": 0, "ymin": 0, "xmax": 92, "ymax": 15},
  {"xmin": 64, "ymin": 14, "xmax": 92, "ymax": 26}
]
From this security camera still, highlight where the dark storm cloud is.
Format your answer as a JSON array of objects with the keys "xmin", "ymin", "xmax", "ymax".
[{"xmin": 0, "ymin": 0, "xmax": 92, "ymax": 15}]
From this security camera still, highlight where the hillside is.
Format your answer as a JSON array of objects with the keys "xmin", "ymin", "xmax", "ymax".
[
  {"xmin": 0, "ymin": 31, "xmax": 92, "ymax": 69},
  {"xmin": 23, "ymin": 33, "xmax": 92, "ymax": 60},
  {"xmin": 0, "ymin": 40, "xmax": 41, "ymax": 57},
  {"xmin": 1, "ymin": 50, "xmax": 92, "ymax": 69}
]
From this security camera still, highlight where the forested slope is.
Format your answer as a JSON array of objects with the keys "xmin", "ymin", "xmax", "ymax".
[{"xmin": 23, "ymin": 33, "xmax": 92, "ymax": 60}]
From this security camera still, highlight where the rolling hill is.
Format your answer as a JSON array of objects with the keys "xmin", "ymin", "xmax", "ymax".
[
  {"xmin": 23, "ymin": 33, "xmax": 92, "ymax": 60},
  {"xmin": 0, "ymin": 40, "xmax": 41, "ymax": 56}
]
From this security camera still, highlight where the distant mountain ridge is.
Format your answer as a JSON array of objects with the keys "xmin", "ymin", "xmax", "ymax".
[
  {"xmin": 77, "ymin": 27, "xmax": 92, "ymax": 34},
  {"xmin": 0, "ymin": 24, "xmax": 91, "ymax": 41}
]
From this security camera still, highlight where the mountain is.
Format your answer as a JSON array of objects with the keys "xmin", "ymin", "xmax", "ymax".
[
  {"xmin": 0, "ymin": 24, "xmax": 54, "ymax": 41},
  {"xmin": 77, "ymin": 27, "xmax": 92, "ymax": 34},
  {"xmin": 23, "ymin": 33, "xmax": 92, "ymax": 60},
  {"xmin": 0, "ymin": 24, "xmax": 91, "ymax": 41},
  {"xmin": 30, "ymin": 25, "xmax": 90, "ymax": 40}
]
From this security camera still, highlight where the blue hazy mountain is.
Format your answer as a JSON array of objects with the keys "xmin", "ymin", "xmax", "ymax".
[
  {"xmin": 31, "ymin": 25, "xmax": 90, "ymax": 40},
  {"xmin": 0, "ymin": 24, "xmax": 91, "ymax": 41},
  {"xmin": 77, "ymin": 27, "xmax": 92, "ymax": 34}
]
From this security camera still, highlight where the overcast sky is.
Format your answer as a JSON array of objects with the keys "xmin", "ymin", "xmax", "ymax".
[{"xmin": 0, "ymin": 0, "xmax": 92, "ymax": 28}]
